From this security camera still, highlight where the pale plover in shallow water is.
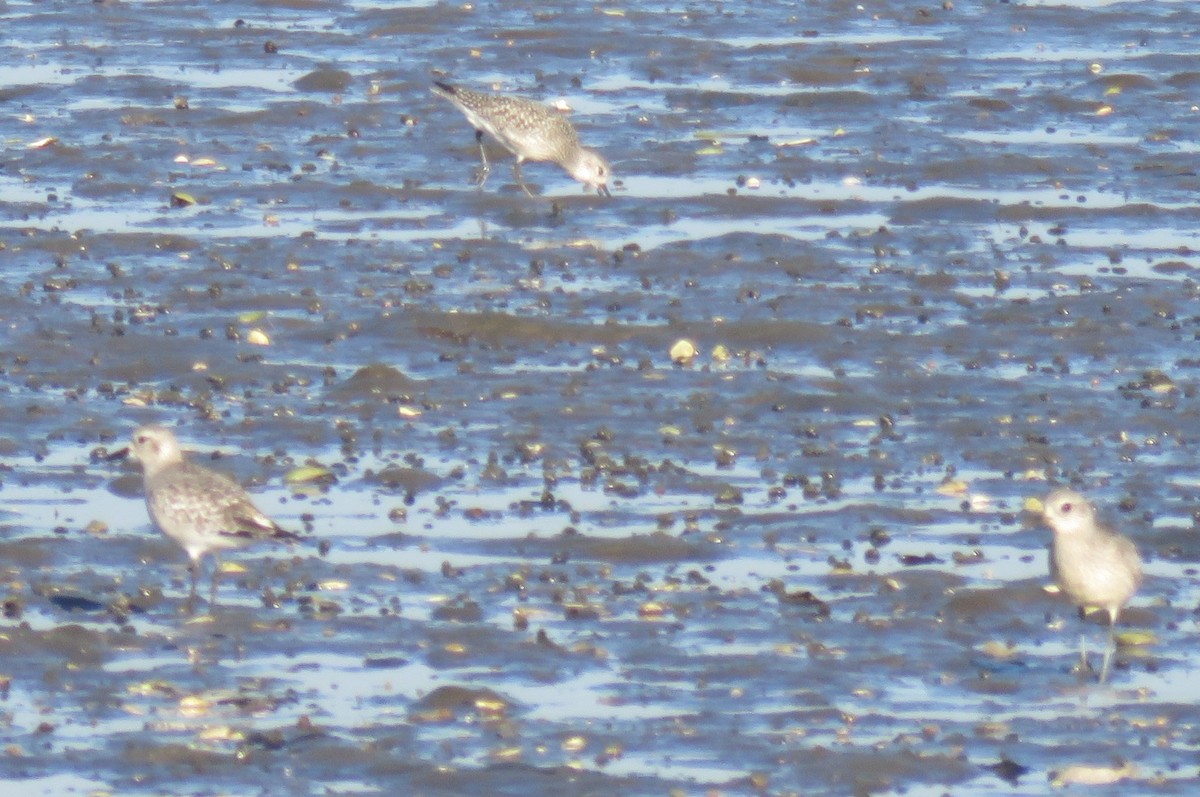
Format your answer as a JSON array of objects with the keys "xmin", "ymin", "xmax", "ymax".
[
  {"xmin": 1042, "ymin": 488, "xmax": 1143, "ymax": 683},
  {"xmin": 124, "ymin": 425, "xmax": 299, "ymax": 609},
  {"xmin": 431, "ymin": 81, "xmax": 612, "ymax": 197}
]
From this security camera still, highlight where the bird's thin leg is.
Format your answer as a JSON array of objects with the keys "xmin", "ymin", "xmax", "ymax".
[
  {"xmin": 185, "ymin": 559, "xmax": 200, "ymax": 615},
  {"xmin": 209, "ymin": 552, "xmax": 222, "ymax": 610},
  {"xmin": 1071, "ymin": 605, "xmax": 1092, "ymax": 677},
  {"xmin": 473, "ymin": 129, "xmax": 491, "ymax": 188},
  {"xmin": 1098, "ymin": 609, "xmax": 1119, "ymax": 684},
  {"xmin": 1098, "ymin": 631, "xmax": 1115, "ymax": 684},
  {"xmin": 513, "ymin": 160, "xmax": 534, "ymax": 198}
]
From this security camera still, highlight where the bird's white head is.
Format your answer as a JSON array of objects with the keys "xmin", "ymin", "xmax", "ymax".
[
  {"xmin": 130, "ymin": 425, "xmax": 185, "ymax": 477},
  {"xmin": 1042, "ymin": 488, "xmax": 1096, "ymax": 537},
  {"xmin": 568, "ymin": 148, "xmax": 613, "ymax": 196}
]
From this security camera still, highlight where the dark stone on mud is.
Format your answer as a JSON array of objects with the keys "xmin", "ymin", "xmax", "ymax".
[
  {"xmin": 411, "ymin": 684, "xmax": 515, "ymax": 714},
  {"xmin": 364, "ymin": 464, "xmax": 443, "ymax": 495},
  {"xmin": 330, "ymin": 363, "xmax": 419, "ymax": 400},
  {"xmin": 431, "ymin": 598, "xmax": 483, "ymax": 623},
  {"xmin": 293, "ymin": 68, "xmax": 353, "ymax": 93},
  {"xmin": 986, "ymin": 756, "xmax": 1031, "ymax": 786},
  {"xmin": 897, "ymin": 553, "xmax": 945, "ymax": 566},
  {"xmin": 47, "ymin": 594, "xmax": 106, "ymax": 613}
]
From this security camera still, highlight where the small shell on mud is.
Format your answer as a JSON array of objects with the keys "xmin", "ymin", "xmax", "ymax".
[
  {"xmin": 284, "ymin": 464, "xmax": 335, "ymax": 485},
  {"xmin": 1050, "ymin": 762, "xmax": 1136, "ymax": 787},
  {"xmin": 713, "ymin": 445, "xmax": 737, "ymax": 467},
  {"xmin": 198, "ymin": 726, "xmax": 244, "ymax": 741},
  {"xmin": 935, "ymin": 479, "xmax": 968, "ymax": 496},
  {"xmin": 979, "ymin": 640, "xmax": 1016, "ymax": 659},
  {"xmin": 27, "ymin": 136, "xmax": 58, "ymax": 149},
  {"xmin": 178, "ymin": 695, "xmax": 212, "ymax": 717},
  {"xmin": 637, "ymin": 601, "xmax": 666, "ymax": 618},
  {"xmin": 474, "ymin": 696, "xmax": 508, "ymax": 715},
  {"xmin": 967, "ymin": 493, "xmax": 991, "ymax": 511},
  {"xmin": 711, "ymin": 344, "xmax": 731, "ymax": 363},
  {"xmin": 669, "ymin": 339, "xmax": 698, "ymax": 364},
  {"xmin": 1115, "ymin": 629, "xmax": 1156, "ymax": 647},
  {"xmin": 128, "ymin": 680, "xmax": 177, "ymax": 697},
  {"xmin": 246, "ymin": 329, "xmax": 271, "ymax": 346},
  {"xmin": 975, "ymin": 721, "xmax": 1011, "ymax": 739},
  {"xmin": 561, "ymin": 735, "xmax": 588, "ymax": 752},
  {"xmin": 398, "ymin": 406, "xmax": 422, "ymax": 418},
  {"xmin": 490, "ymin": 746, "xmax": 523, "ymax": 762}
]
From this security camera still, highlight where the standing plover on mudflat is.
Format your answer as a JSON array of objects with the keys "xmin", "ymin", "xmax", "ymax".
[
  {"xmin": 124, "ymin": 425, "xmax": 299, "ymax": 610},
  {"xmin": 1042, "ymin": 488, "xmax": 1143, "ymax": 683},
  {"xmin": 432, "ymin": 81, "xmax": 612, "ymax": 197}
]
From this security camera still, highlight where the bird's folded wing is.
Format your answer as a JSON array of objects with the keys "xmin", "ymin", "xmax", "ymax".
[{"xmin": 221, "ymin": 503, "xmax": 301, "ymax": 542}]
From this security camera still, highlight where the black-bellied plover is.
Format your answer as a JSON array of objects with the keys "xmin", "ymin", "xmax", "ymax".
[
  {"xmin": 431, "ymin": 81, "xmax": 612, "ymax": 197},
  {"xmin": 1042, "ymin": 488, "xmax": 1143, "ymax": 683},
  {"xmin": 125, "ymin": 425, "xmax": 299, "ymax": 609}
]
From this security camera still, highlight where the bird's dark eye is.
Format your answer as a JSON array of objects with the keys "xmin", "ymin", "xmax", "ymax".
[
  {"xmin": 136, "ymin": 435, "xmax": 147, "ymax": 445},
  {"xmin": 1060, "ymin": 502, "xmax": 1072, "ymax": 514}
]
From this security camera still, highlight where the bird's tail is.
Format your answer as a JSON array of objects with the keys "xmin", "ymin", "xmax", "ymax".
[{"xmin": 271, "ymin": 524, "xmax": 304, "ymax": 544}]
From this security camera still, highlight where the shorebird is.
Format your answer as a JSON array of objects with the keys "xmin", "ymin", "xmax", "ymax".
[
  {"xmin": 431, "ymin": 81, "xmax": 612, "ymax": 197},
  {"xmin": 123, "ymin": 425, "xmax": 299, "ymax": 610},
  {"xmin": 1042, "ymin": 488, "xmax": 1143, "ymax": 682}
]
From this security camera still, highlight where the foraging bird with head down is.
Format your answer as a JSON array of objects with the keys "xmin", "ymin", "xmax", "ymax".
[{"xmin": 431, "ymin": 80, "xmax": 612, "ymax": 197}]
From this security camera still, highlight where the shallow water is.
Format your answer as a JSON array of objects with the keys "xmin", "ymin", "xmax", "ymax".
[{"xmin": 3, "ymin": 0, "xmax": 1200, "ymax": 795}]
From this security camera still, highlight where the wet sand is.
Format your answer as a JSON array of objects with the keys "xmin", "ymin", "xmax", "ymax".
[{"xmin": 2, "ymin": 1, "xmax": 1200, "ymax": 794}]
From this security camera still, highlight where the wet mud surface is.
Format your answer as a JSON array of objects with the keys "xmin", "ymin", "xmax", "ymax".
[{"xmin": 4, "ymin": 0, "xmax": 1200, "ymax": 795}]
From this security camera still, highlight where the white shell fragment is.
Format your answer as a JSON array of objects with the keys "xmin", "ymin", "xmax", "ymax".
[
  {"xmin": 1051, "ymin": 761, "xmax": 1136, "ymax": 788},
  {"xmin": 669, "ymin": 339, "xmax": 698, "ymax": 364}
]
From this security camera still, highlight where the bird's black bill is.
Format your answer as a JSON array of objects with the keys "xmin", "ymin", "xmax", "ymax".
[{"xmin": 105, "ymin": 446, "xmax": 131, "ymax": 462}]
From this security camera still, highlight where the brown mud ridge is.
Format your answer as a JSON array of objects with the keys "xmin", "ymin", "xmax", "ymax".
[{"xmin": 1, "ymin": 1, "xmax": 1198, "ymax": 794}]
